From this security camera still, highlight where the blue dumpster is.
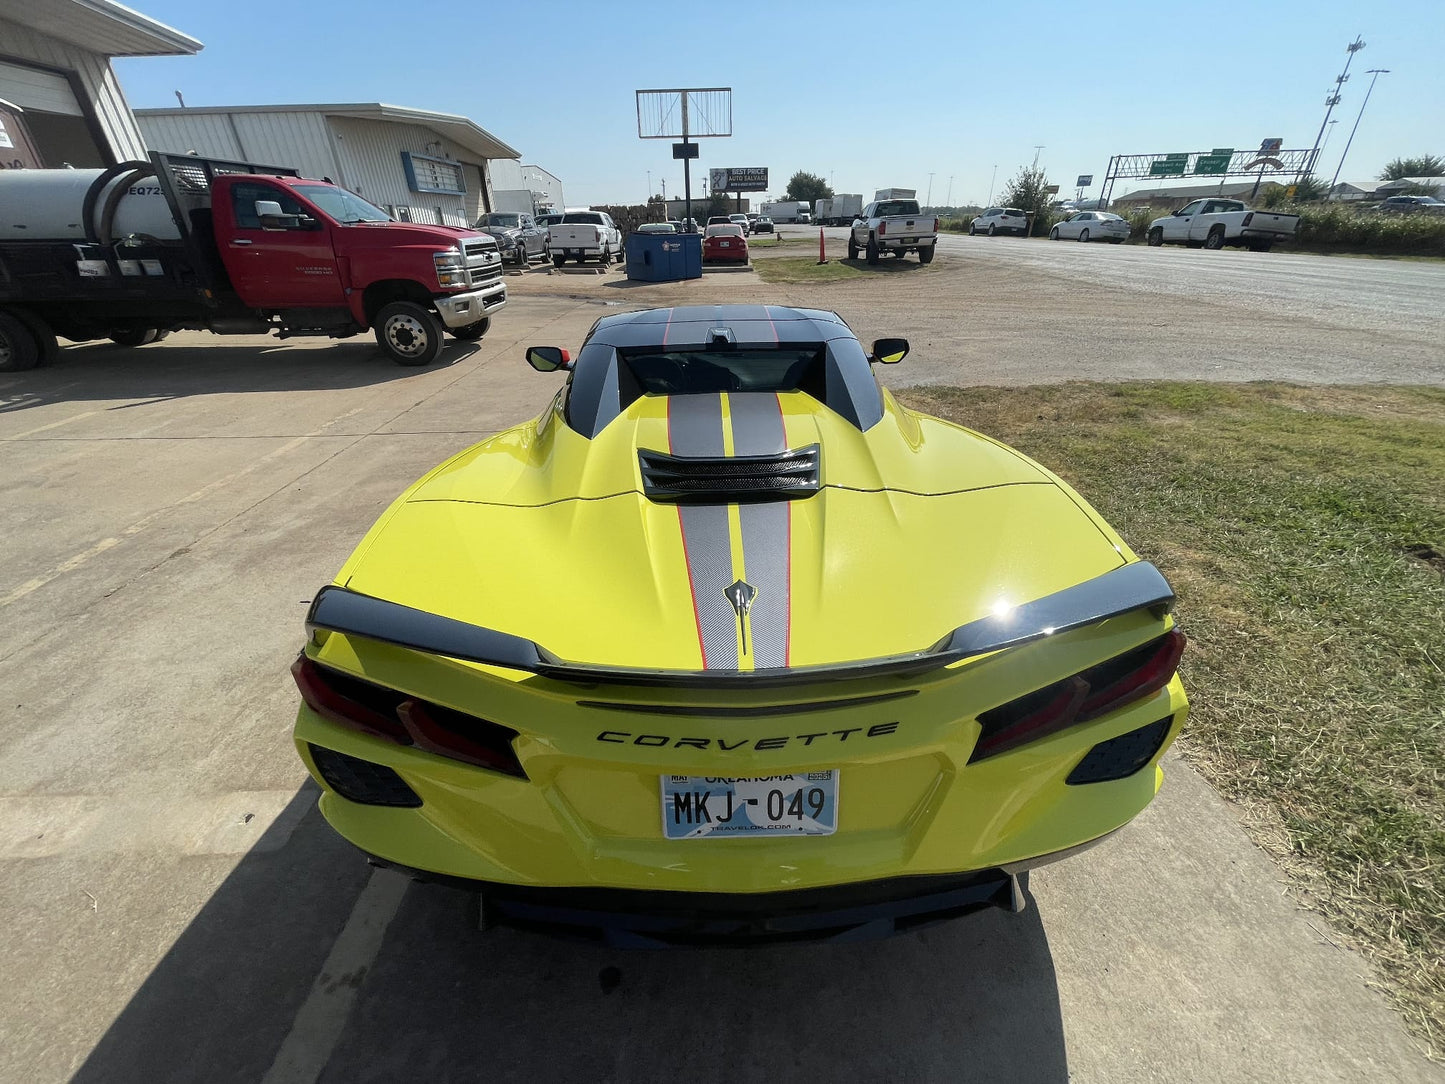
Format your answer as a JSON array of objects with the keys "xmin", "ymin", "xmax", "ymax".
[{"xmin": 626, "ymin": 232, "xmax": 702, "ymax": 282}]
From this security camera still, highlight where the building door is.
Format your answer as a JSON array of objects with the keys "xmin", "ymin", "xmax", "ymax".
[
  {"xmin": 0, "ymin": 100, "xmax": 45, "ymax": 169},
  {"xmin": 0, "ymin": 60, "xmax": 105, "ymax": 168}
]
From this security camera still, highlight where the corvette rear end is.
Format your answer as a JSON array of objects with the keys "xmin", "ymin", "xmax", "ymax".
[{"xmin": 292, "ymin": 305, "xmax": 1188, "ymax": 945}]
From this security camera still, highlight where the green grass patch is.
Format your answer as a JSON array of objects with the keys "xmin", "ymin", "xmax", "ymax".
[
  {"xmin": 752, "ymin": 257, "xmax": 869, "ymax": 284},
  {"xmin": 901, "ymin": 381, "xmax": 1445, "ymax": 1057}
]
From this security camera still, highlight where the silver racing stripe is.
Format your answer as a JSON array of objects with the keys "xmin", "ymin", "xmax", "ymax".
[
  {"xmin": 728, "ymin": 391, "xmax": 787, "ymax": 455},
  {"xmin": 738, "ymin": 500, "xmax": 790, "ymax": 669},
  {"xmin": 667, "ymin": 393, "xmax": 724, "ymax": 457},
  {"xmin": 676, "ymin": 504, "xmax": 738, "ymax": 669}
]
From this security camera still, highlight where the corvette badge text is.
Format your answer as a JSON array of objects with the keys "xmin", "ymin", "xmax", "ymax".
[{"xmin": 597, "ymin": 722, "xmax": 899, "ymax": 751}]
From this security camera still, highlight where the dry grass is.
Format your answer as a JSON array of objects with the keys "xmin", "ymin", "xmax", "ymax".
[{"xmin": 901, "ymin": 381, "xmax": 1445, "ymax": 1057}]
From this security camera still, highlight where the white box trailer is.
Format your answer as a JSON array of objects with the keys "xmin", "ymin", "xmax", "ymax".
[
  {"xmin": 760, "ymin": 200, "xmax": 810, "ymax": 223},
  {"xmin": 874, "ymin": 188, "xmax": 917, "ymax": 201},
  {"xmin": 819, "ymin": 194, "xmax": 862, "ymax": 225}
]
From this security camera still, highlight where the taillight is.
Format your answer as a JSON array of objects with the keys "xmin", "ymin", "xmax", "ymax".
[
  {"xmin": 1242, "ymin": 212, "xmax": 1254, "ymax": 226},
  {"xmin": 969, "ymin": 630, "xmax": 1185, "ymax": 763},
  {"xmin": 934, "ymin": 218, "xmax": 940, "ymax": 232},
  {"xmin": 292, "ymin": 655, "xmax": 526, "ymax": 778},
  {"xmin": 878, "ymin": 221, "xmax": 887, "ymax": 235}
]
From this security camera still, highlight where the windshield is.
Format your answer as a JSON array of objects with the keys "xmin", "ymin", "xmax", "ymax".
[
  {"xmin": 294, "ymin": 184, "xmax": 392, "ymax": 223},
  {"xmin": 620, "ymin": 347, "xmax": 825, "ymax": 399},
  {"xmin": 481, "ymin": 213, "xmax": 522, "ymax": 227}
]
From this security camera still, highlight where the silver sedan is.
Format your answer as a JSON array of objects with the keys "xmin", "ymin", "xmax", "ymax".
[{"xmin": 1051, "ymin": 211, "xmax": 1131, "ymax": 243}]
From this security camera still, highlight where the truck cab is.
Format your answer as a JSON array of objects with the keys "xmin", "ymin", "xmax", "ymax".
[
  {"xmin": 0, "ymin": 153, "xmax": 506, "ymax": 370},
  {"xmin": 210, "ymin": 173, "xmax": 506, "ymax": 358}
]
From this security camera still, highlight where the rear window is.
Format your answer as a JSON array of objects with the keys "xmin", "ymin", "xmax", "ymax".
[
  {"xmin": 1003, "ymin": 208, "xmax": 1024, "ymax": 217},
  {"xmin": 619, "ymin": 347, "xmax": 826, "ymax": 401},
  {"xmin": 875, "ymin": 200, "xmax": 921, "ymax": 217},
  {"xmin": 705, "ymin": 225, "xmax": 743, "ymax": 237},
  {"xmin": 562, "ymin": 212, "xmax": 604, "ymax": 225}
]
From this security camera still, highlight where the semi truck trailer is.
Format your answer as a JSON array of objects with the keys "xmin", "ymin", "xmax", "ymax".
[{"xmin": 0, "ymin": 152, "xmax": 507, "ymax": 371}]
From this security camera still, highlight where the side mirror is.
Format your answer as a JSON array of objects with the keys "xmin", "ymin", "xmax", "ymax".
[
  {"xmin": 527, "ymin": 346, "xmax": 571, "ymax": 372},
  {"xmin": 256, "ymin": 200, "xmax": 296, "ymax": 230},
  {"xmin": 869, "ymin": 337, "xmax": 909, "ymax": 364}
]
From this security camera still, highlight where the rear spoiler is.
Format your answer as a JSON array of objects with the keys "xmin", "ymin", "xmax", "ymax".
[{"xmin": 304, "ymin": 562, "xmax": 1174, "ymax": 689}]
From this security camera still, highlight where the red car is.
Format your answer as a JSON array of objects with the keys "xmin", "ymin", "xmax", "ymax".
[{"xmin": 702, "ymin": 224, "xmax": 749, "ymax": 264}]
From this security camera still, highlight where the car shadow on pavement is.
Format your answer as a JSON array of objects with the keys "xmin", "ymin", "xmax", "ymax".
[
  {"xmin": 0, "ymin": 339, "xmax": 477, "ymax": 415},
  {"xmin": 73, "ymin": 788, "xmax": 1069, "ymax": 1084}
]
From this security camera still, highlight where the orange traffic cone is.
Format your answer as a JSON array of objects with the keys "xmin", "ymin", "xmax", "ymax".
[{"xmin": 817, "ymin": 227, "xmax": 827, "ymax": 265}]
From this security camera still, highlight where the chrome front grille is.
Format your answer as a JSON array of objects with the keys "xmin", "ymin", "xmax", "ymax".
[{"xmin": 462, "ymin": 239, "xmax": 502, "ymax": 287}]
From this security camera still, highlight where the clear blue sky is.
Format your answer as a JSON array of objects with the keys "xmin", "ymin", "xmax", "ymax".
[{"xmin": 115, "ymin": 0, "xmax": 1444, "ymax": 208}]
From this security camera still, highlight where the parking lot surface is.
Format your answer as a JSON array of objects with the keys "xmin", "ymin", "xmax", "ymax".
[{"xmin": 2, "ymin": 266, "xmax": 1441, "ymax": 1083}]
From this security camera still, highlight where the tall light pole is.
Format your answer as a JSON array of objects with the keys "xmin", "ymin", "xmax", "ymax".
[
  {"xmin": 926, "ymin": 172, "xmax": 934, "ymax": 209},
  {"xmin": 1330, "ymin": 69, "xmax": 1389, "ymax": 193},
  {"xmin": 987, "ymin": 164, "xmax": 998, "ymax": 205},
  {"xmin": 1032, "ymin": 146, "xmax": 1045, "ymax": 168},
  {"xmin": 1304, "ymin": 36, "xmax": 1365, "ymax": 180},
  {"xmin": 945, "ymin": 175, "xmax": 954, "ymax": 208}
]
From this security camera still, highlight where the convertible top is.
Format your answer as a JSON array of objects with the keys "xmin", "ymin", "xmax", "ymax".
[
  {"xmin": 586, "ymin": 305, "xmax": 853, "ymax": 349},
  {"xmin": 565, "ymin": 305, "xmax": 884, "ymax": 438}
]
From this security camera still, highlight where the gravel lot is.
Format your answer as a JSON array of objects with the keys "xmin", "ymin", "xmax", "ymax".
[
  {"xmin": 523, "ymin": 227, "xmax": 1445, "ymax": 388},
  {"xmin": 2, "ymin": 248, "xmax": 1441, "ymax": 1083}
]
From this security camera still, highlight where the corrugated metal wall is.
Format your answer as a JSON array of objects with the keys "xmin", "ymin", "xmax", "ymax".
[
  {"xmin": 138, "ymin": 110, "xmax": 341, "ymax": 179},
  {"xmin": 0, "ymin": 14, "xmax": 148, "ymax": 161},
  {"xmin": 138, "ymin": 110, "xmax": 495, "ymax": 227},
  {"xmin": 325, "ymin": 115, "xmax": 486, "ymax": 227}
]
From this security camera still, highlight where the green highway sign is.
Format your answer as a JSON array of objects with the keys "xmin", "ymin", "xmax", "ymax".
[
  {"xmin": 1194, "ymin": 153, "xmax": 1232, "ymax": 175},
  {"xmin": 1149, "ymin": 154, "xmax": 1189, "ymax": 176}
]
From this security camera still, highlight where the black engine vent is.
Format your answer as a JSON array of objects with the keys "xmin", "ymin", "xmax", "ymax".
[{"xmin": 639, "ymin": 444, "xmax": 821, "ymax": 502}]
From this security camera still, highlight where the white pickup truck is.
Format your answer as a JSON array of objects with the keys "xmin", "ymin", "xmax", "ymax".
[
  {"xmin": 848, "ymin": 199, "xmax": 938, "ymax": 264},
  {"xmin": 548, "ymin": 211, "xmax": 622, "ymax": 266},
  {"xmin": 1146, "ymin": 198, "xmax": 1298, "ymax": 252}
]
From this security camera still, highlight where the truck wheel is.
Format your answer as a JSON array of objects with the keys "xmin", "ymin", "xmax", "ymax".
[
  {"xmin": 108, "ymin": 328, "xmax": 162, "ymax": 347},
  {"xmin": 1204, "ymin": 227, "xmax": 1226, "ymax": 250},
  {"xmin": 449, "ymin": 317, "xmax": 491, "ymax": 341},
  {"xmin": 0, "ymin": 310, "xmax": 44, "ymax": 372},
  {"xmin": 374, "ymin": 301, "xmax": 445, "ymax": 366},
  {"xmin": 1147, "ymin": 227, "xmax": 1164, "ymax": 247},
  {"xmin": 552, "ymin": 254, "xmax": 565, "ymax": 267},
  {"xmin": 918, "ymin": 246, "xmax": 935, "ymax": 264},
  {"xmin": 847, "ymin": 236, "xmax": 859, "ymax": 259},
  {"xmin": 866, "ymin": 236, "xmax": 879, "ymax": 265},
  {"xmin": 1248, "ymin": 241, "xmax": 1272, "ymax": 253}
]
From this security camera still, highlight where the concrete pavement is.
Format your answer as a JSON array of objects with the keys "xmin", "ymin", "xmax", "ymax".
[{"xmin": 0, "ymin": 279, "xmax": 1439, "ymax": 1082}]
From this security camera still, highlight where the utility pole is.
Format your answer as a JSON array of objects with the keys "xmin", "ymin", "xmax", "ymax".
[
  {"xmin": 1330, "ymin": 69, "xmax": 1389, "ymax": 193},
  {"xmin": 926, "ymin": 172, "xmax": 934, "ymax": 209},
  {"xmin": 987, "ymin": 164, "xmax": 998, "ymax": 206},
  {"xmin": 946, "ymin": 175, "xmax": 954, "ymax": 208},
  {"xmin": 1032, "ymin": 146, "xmax": 1045, "ymax": 168},
  {"xmin": 1304, "ymin": 36, "xmax": 1365, "ymax": 180}
]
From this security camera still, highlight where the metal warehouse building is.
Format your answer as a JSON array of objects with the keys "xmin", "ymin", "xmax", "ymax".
[
  {"xmin": 136, "ymin": 103, "xmax": 520, "ymax": 228},
  {"xmin": 489, "ymin": 160, "xmax": 566, "ymax": 216},
  {"xmin": 0, "ymin": 0, "xmax": 199, "ymax": 168}
]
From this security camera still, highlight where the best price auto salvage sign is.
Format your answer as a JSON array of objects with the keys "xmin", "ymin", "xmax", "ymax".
[{"xmin": 710, "ymin": 168, "xmax": 768, "ymax": 192}]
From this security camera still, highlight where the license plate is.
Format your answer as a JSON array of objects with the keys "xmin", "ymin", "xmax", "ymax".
[
  {"xmin": 661, "ymin": 772, "xmax": 838, "ymax": 839},
  {"xmin": 719, "ymin": 241, "xmax": 731, "ymax": 247},
  {"xmin": 904, "ymin": 237, "xmax": 917, "ymax": 243},
  {"xmin": 566, "ymin": 248, "xmax": 580, "ymax": 255}
]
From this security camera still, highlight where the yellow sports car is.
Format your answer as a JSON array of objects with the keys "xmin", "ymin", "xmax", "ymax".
[{"xmin": 293, "ymin": 305, "xmax": 1187, "ymax": 945}]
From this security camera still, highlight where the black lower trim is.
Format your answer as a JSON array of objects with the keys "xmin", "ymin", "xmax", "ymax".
[{"xmin": 364, "ymin": 857, "xmax": 1027, "ymax": 947}]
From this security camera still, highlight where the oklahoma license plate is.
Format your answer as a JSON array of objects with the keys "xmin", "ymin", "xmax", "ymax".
[{"xmin": 661, "ymin": 772, "xmax": 838, "ymax": 839}]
